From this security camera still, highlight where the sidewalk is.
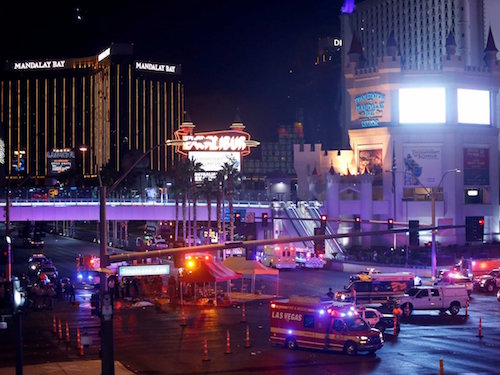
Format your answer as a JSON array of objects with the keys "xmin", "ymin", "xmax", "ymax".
[{"xmin": 0, "ymin": 360, "xmax": 133, "ymax": 375}]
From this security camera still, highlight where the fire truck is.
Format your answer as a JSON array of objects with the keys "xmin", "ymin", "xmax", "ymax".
[{"xmin": 270, "ymin": 295, "xmax": 384, "ymax": 355}]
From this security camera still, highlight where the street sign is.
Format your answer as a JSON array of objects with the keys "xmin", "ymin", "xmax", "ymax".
[{"xmin": 119, "ymin": 264, "xmax": 170, "ymax": 277}]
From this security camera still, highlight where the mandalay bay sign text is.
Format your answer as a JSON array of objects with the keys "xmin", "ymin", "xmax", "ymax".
[
  {"xmin": 12, "ymin": 60, "xmax": 66, "ymax": 70},
  {"xmin": 135, "ymin": 61, "xmax": 181, "ymax": 74}
]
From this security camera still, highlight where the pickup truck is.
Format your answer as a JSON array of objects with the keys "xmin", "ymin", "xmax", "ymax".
[
  {"xmin": 397, "ymin": 286, "xmax": 468, "ymax": 315},
  {"xmin": 474, "ymin": 268, "xmax": 500, "ymax": 293}
]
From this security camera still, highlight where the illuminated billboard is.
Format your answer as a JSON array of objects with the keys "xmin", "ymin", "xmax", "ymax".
[
  {"xmin": 399, "ymin": 88, "xmax": 446, "ymax": 124},
  {"xmin": 403, "ymin": 145, "xmax": 442, "ymax": 187},
  {"xmin": 119, "ymin": 264, "xmax": 170, "ymax": 277},
  {"xmin": 47, "ymin": 149, "xmax": 75, "ymax": 176},
  {"xmin": 352, "ymin": 91, "xmax": 390, "ymax": 127},
  {"xmin": 189, "ymin": 151, "xmax": 241, "ymax": 182},
  {"xmin": 457, "ymin": 89, "xmax": 490, "ymax": 125},
  {"xmin": 464, "ymin": 148, "xmax": 489, "ymax": 185}
]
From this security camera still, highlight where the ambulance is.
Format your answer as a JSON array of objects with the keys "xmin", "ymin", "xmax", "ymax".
[
  {"xmin": 262, "ymin": 244, "xmax": 296, "ymax": 269},
  {"xmin": 269, "ymin": 295, "xmax": 384, "ymax": 355}
]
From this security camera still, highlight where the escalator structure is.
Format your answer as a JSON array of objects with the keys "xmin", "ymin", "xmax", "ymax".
[
  {"xmin": 303, "ymin": 202, "xmax": 346, "ymax": 259},
  {"xmin": 283, "ymin": 204, "xmax": 313, "ymax": 248}
]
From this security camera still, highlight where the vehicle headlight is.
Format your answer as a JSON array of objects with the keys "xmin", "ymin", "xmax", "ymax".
[
  {"xmin": 30, "ymin": 265, "xmax": 36, "ymax": 270},
  {"xmin": 88, "ymin": 275, "xmax": 93, "ymax": 280},
  {"xmin": 341, "ymin": 294, "xmax": 346, "ymax": 301},
  {"xmin": 77, "ymin": 273, "xmax": 83, "ymax": 280},
  {"xmin": 360, "ymin": 336, "xmax": 368, "ymax": 341}
]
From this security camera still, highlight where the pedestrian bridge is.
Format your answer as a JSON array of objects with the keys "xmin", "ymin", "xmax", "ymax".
[{"xmin": 1, "ymin": 199, "xmax": 271, "ymax": 222}]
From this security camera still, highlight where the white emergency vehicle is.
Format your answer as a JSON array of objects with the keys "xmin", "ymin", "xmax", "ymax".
[{"xmin": 270, "ymin": 295, "xmax": 384, "ymax": 355}]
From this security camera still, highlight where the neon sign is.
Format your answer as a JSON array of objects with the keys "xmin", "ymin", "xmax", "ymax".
[
  {"xmin": 135, "ymin": 61, "xmax": 180, "ymax": 74},
  {"xmin": 13, "ymin": 60, "xmax": 66, "ymax": 70},
  {"xmin": 174, "ymin": 130, "xmax": 259, "ymax": 157},
  {"xmin": 354, "ymin": 91, "xmax": 386, "ymax": 128}
]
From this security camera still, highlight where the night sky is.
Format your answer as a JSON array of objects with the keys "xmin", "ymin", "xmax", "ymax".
[{"xmin": 0, "ymin": 0, "xmax": 343, "ymax": 140}]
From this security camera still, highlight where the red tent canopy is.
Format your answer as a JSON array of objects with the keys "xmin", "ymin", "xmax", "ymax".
[{"xmin": 181, "ymin": 261, "xmax": 242, "ymax": 283}]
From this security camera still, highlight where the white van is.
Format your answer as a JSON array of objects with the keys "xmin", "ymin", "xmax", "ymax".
[{"xmin": 397, "ymin": 285, "xmax": 469, "ymax": 315}]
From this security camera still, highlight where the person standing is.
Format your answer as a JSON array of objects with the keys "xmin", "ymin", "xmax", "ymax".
[
  {"xmin": 69, "ymin": 283, "xmax": 76, "ymax": 304},
  {"xmin": 351, "ymin": 285, "xmax": 357, "ymax": 305},
  {"xmin": 326, "ymin": 288, "xmax": 334, "ymax": 299}
]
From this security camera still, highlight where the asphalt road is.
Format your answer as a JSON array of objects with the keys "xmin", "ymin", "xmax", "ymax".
[{"xmin": 3, "ymin": 236, "xmax": 500, "ymax": 374}]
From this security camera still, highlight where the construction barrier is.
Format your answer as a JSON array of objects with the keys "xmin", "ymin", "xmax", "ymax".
[
  {"xmin": 224, "ymin": 330, "xmax": 231, "ymax": 354},
  {"xmin": 245, "ymin": 325, "xmax": 251, "ymax": 348},
  {"xmin": 393, "ymin": 316, "xmax": 398, "ymax": 336},
  {"xmin": 65, "ymin": 322, "xmax": 70, "ymax": 344},
  {"xmin": 465, "ymin": 299, "xmax": 469, "ymax": 316},
  {"xmin": 76, "ymin": 328, "xmax": 81, "ymax": 350},
  {"xmin": 58, "ymin": 319, "xmax": 62, "ymax": 340},
  {"xmin": 439, "ymin": 359, "xmax": 444, "ymax": 375},
  {"xmin": 477, "ymin": 317, "xmax": 483, "ymax": 338},
  {"xmin": 241, "ymin": 303, "xmax": 247, "ymax": 323},
  {"xmin": 202, "ymin": 338, "xmax": 210, "ymax": 362},
  {"xmin": 52, "ymin": 315, "xmax": 57, "ymax": 334},
  {"xmin": 180, "ymin": 308, "xmax": 187, "ymax": 327}
]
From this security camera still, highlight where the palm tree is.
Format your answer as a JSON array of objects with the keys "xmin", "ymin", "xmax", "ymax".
[
  {"xmin": 179, "ymin": 159, "xmax": 203, "ymax": 246},
  {"xmin": 200, "ymin": 177, "xmax": 215, "ymax": 244},
  {"xmin": 173, "ymin": 159, "xmax": 190, "ymax": 244},
  {"xmin": 216, "ymin": 172, "xmax": 223, "ymax": 246},
  {"xmin": 220, "ymin": 158, "xmax": 239, "ymax": 242}
]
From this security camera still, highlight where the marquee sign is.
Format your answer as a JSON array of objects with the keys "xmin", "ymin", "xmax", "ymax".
[
  {"xmin": 174, "ymin": 130, "xmax": 259, "ymax": 157},
  {"xmin": 47, "ymin": 148, "xmax": 75, "ymax": 175}
]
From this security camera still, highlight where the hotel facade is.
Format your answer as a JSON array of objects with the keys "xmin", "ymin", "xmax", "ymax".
[{"xmin": 0, "ymin": 43, "xmax": 184, "ymax": 182}]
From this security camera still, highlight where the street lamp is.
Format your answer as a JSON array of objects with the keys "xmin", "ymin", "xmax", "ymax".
[{"xmin": 389, "ymin": 168, "xmax": 460, "ymax": 279}]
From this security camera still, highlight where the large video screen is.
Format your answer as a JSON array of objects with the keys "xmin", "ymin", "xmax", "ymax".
[
  {"xmin": 457, "ymin": 89, "xmax": 490, "ymax": 125},
  {"xmin": 189, "ymin": 151, "xmax": 241, "ymax": 182},
  {"xmin": 399, "ymin": 88, "xmax": 446, "ymax": 124}
]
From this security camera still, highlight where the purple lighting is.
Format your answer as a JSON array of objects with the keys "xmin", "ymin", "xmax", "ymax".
[{"xmin": 341, "ymin": 0, "xmax": 355, "ymax": 14}]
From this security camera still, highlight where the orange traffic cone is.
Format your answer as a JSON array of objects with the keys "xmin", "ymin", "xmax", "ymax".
[
  {"xmin": 240, "ymin": 303, "xmax": 247, "ymax": 323},
  {"xmin": 202, "ymin": 338, "xmax": 210, "ymax": 361},
  {"xmin": 52, "ymin": 314, "xmax": 57, "ymax": 334},
  {"xmin": 58, "ymin": 319, "xmax": 62, "ymax": 340},
  {"xmin": 439, "ymin": 358, "xmax": 444, "ymax": 375},
  {"xmin": 393, "ymin": 316, "xmax": 398, "ymax": 336},
  {"xmin": 477, "ymin": 317, "xmax": 483, "ymax": 338},
  {"xmin": 465, "ymin": 299, "xmax": 469, "ymax": 316},
  {"xmin": 244, "ymin": 325, "xmax": 251, "ymax": 348},
  {"xmin": 65, "ymin": 321, "xmax": 70, "ymax": 344},
  {"xmin": 76, "ymin": 328, "xmax": 81, "ymax": 350},
  {"xmin": 79, "ymin": 339, "xmax": 84, "ymax": 356},
  {"xmin": 180, "ymin": 308, "xmax": 187, "ymax": 327},
  {"xmin": 224, "ymin": 330, "xmax": 231, "ymax": 354}
]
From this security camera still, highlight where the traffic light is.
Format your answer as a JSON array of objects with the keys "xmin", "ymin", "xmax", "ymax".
[
  {"xmin": 409, "ymin": 220, "xmax": 420, "ymax": 247},
  {"xmin": 320, "ymin": 215, "xmax": 327, "ymax": 230},
  {"xmin": 314, "ymin": 227, "xmax": 326, "ymax": 255},
  {"xmin": 262, "ymin": 213, "xmax": 269, "ymax": 228},
  {"xmin": 354, "ymin": 216, "xmax": 361, "ymax": 231},
  {"xmin": 466, "ymin": 216, "xmax": 484, "ymax": 242},
  {"xmin": 387, "ymin": 218, "xmax": 394, "ymax": 230},
  {"xmin": 235, "ymin": 212, "xmax": 241, "ymax": 225}
]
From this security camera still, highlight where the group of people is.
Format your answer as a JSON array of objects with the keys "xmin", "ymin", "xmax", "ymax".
[{"xmin": 28, "ymin": 277, "xmax": 75, "ymax": 310}]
